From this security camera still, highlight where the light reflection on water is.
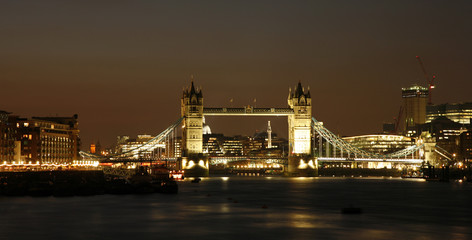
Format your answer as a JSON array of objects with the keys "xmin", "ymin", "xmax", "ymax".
[{"xmin": 1, "ymin": 177, "xmax": 471, "ymax": 240}]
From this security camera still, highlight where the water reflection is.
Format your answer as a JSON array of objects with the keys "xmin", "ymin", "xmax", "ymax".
[
  {"xmin": 288, "ymin": 213, "xmax": 331, "ymax": 229},
  {"xmin": 1, "ymin": 177, "xmax": 471, "ymax": 240}
]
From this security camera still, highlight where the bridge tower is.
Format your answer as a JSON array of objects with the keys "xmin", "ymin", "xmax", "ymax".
[
  {"xmin": 287, "ymin": 82, "xmax": 317, "ymax": 176},
  {"xmin": 181, "ymin": 81, "xmax": 208, "ymax": 177}
]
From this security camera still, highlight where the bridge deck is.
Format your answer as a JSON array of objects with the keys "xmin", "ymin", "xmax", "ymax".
[
  {"xmin": 203, "ymin": 107, "xmax": 293, "ymax": 116},
  {"xmin": 318, "ymin": 157, "xmax": 423, "ymax": 164}
]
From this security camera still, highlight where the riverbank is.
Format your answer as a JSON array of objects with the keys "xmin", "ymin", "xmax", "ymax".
[
  {"xmin": 211, "ymin": 167, "xmax": 472, "ymax": 180},
  {"xmin": 0, "ymin": 170, "xmax": 177, "ymax": 197}
]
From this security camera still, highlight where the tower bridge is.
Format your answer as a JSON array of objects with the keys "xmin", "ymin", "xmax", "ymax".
[
  {"xmin": 181, "ymin": 81, "xmax": 315, "ymax": 177},
  {"xmin": 81, "ymin": 80, "xmax": 425, "ymax": 177}
]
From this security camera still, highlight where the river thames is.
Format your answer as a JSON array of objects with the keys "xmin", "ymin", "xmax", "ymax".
[{"xmin": 1, "ymin": 177, "xmax": 471, "ymax": 240}]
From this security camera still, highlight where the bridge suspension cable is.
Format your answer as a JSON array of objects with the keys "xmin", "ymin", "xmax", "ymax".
[
  {"xmin": 311, "ymin": 117, "xmax": 423, "ymax": 159},
  {"xmin": 80, "ymin": 117, "xmax": 183, "ymax": 161}
]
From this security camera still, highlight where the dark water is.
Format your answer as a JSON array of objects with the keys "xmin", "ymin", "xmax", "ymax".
[{"xmin": 1, "ymin": 177, "xmax": 471, "ymax": 240}]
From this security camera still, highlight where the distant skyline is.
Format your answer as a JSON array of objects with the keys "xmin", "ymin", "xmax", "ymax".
[{"xmin": 1, "ymin": 1, "xmax": 471, "ymax": 147}]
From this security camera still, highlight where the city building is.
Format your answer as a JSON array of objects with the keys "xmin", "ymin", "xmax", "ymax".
[
  {"xmin": 382, "ymin": 123, "xmax": 396, "ymax": 134},
  {"xmin": 90, "ymin": 141, "xmax": 102, "ymax": 155},
  {"xmin": 173, "ymin": 137, "xmax": 182, "ymax": 158},
  {"xmin": 426, "ymin": 102, "xmax": 472, "ymax": 125},
  {"xmin": 414, "ymin": 117, "xmax": 470, "ymax": 160},
  {"xmin": 244, "ymin": 136, "xmax": 263, "ymax": 155},
  {"xmin": 16, "ymin": 115, "xmax": 80, "ymax": 164},
  {"xmin": 113, "ymin": 134, "xmax": 180, "ymax": 159},
  {"xmin": 244, "ymin": 130, "xmax": 287, "ymax": 157},
  {"xmin": 400, "ymin": 84, "xmax": 428, "ymax": 133},
  {"xmin": 342, "ymin": 134, "xmax": 416, "ymax": 155},
  {"xmin": 201, "ymin": 129, "xmax": 288, "ymax": 158},
  {"xmin": 0, "ymin": 111, "xmax": 20, "ymax": 163},
  {"xmin": 459, "ymin": 130, "xmax": 472, "ymax": 162},
  {"xmin": 203, "ymin": 134, "xmax": 224, "ymax": 156},
  {"xmin": 222, "ymin": 136, "xmax": 245, "ymax": 156},
  {"xmin": 316, "ymin": 134, "xmax": 418, "ymax": 169},
  {"xmin": 401, "ymin": 116, "xmax": 472, "ymax": 165},
  {"xmin": 116, "ymin": 134, "xmax": 158, "ymax": 159},
  {"xmin": 203, "ymin": 134, "xmax": 245, "ymax": 156}
]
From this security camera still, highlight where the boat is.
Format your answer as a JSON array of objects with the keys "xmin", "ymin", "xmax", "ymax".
[{"xmin": 191, "ymin": 177, "xmax": 201, "ymax": 183}]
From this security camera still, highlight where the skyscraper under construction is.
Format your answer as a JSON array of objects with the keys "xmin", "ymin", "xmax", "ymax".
[{"xmin": 401, "ymin": 85, "xmax": 428, "ymax": 134}]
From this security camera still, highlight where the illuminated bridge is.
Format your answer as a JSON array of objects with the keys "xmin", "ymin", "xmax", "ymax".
[{"xmin": 80, "ymin": 81, "xmax": 426, "ymax": 177}]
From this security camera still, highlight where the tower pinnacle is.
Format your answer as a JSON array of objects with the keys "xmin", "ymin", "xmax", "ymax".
[{"xmin": 267, "ymin": 120, "xmax": 272, "ymax": 149}]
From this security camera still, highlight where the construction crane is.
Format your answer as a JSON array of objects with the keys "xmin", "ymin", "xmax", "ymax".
[
  {"xmin": 394, "ymin": 106, "xmax": 403, "ymax": 134},
  {"xmin": 416, "ymin": 56, "xmax": 436, "ymax": 105}
]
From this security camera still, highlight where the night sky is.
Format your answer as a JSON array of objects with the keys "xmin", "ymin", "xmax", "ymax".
[{"xmin": 1, "ymin": 1, "xmax": 471, "ymax": 148}]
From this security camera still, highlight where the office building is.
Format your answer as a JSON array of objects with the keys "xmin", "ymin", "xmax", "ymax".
[
  {"xmin": 427, "ymin": 102, "xmax": 472, "ymax": 125},
  {"xmin": 16, "ymin": 115, "xmax": 80, "ymax": 164},
  {"xmin": 400, "ymin": 85, "xmax": 428, "ymax": 133}
]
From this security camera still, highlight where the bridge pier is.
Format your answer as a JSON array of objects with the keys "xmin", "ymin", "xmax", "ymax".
[
  {"xmin": 287, "ymin": 155, "xmax": 318, "ymax": 177},
  {"xmin": 180, "ymin": 155, "xmax": 209, "ymax": 177}
]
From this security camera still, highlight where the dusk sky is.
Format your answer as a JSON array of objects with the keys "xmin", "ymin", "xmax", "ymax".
[{"xmin": 1, "ymin": 1, "xmax": 471, "ymax": 148}]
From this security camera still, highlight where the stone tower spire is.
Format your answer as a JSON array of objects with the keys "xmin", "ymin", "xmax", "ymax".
[{"xmin": 181, "ymin": 80, "xmax": 204, "ymax": 155}]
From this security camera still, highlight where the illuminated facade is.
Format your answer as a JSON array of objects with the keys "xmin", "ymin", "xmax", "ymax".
[
  {"xmin": 426, "ymin": 102, "xmax": 472, "ymax": 125},
  {"xmin": 17, "ymin": 115, "xmax": 80, "ymax": 164},
  {"xmin": 202, "ymin": 132, "xmax": 287, "ymax": 158},
  {"xmin": 203, "ymin": 134, "xmax": 224, "ymax": 156},
  {"xmin": 244, "ymin": 136, "xmax": 263, "ymax": 155},
  {"xmin": 459, "ymin": 130, "xmax": 472, "ymax": 161},
  {"xmin": 115, "ymin": 134, "xmax": 176, "ymax": 159},
  {"xmin": 287, "ymin": 82, "xmax": 315, "ymax": 176},
  {"xmin": 173, "ymin": 137, "xmax": 182, "ymax": 158},
  {"xmin": 89, "ymin": 141, "xmax": 101, "ymax": 155},
  {"xmin": 117, "ymin": 134, "xmax": 156, "ymax": 159},
  {"xmin": 343, "ymin": 135, "xmax": 415, "ymax": 155},
  {"xmin": 288, "ymin": 82, "xmax": 312, "ymax": 155},
  {"xmin": 222, "ymin": 137, "xmax": 244, "ymax": 156},
  {"xmin": 181, "ymin": 81, "xmax": 208, "ymax": 177},
  {"xmin": 181, "ymin": 81, "xmax": 204, "ymax": 155},
  {"xmin": 401, "ymin": 85, "xmax": 428, "ymax": 133},
  {"xmin": 204, "ymin": 134, "xmax": 245, "ymax": 156}
]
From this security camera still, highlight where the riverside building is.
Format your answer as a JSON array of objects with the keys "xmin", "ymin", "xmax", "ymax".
[
  {"xmin": 0, "ymin": 111, "xmax": 20, "ymax": 163},
  {"xmin": 16, "ymin": 115, "xmax": 80, "ymax": 164},
  {"xmin": 0, "ymin": 112, "xmax": 81, "ymax": 166},
  {"xmin": 342, "ymin": 134, "xmax": 415, "ymax": 156}
]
